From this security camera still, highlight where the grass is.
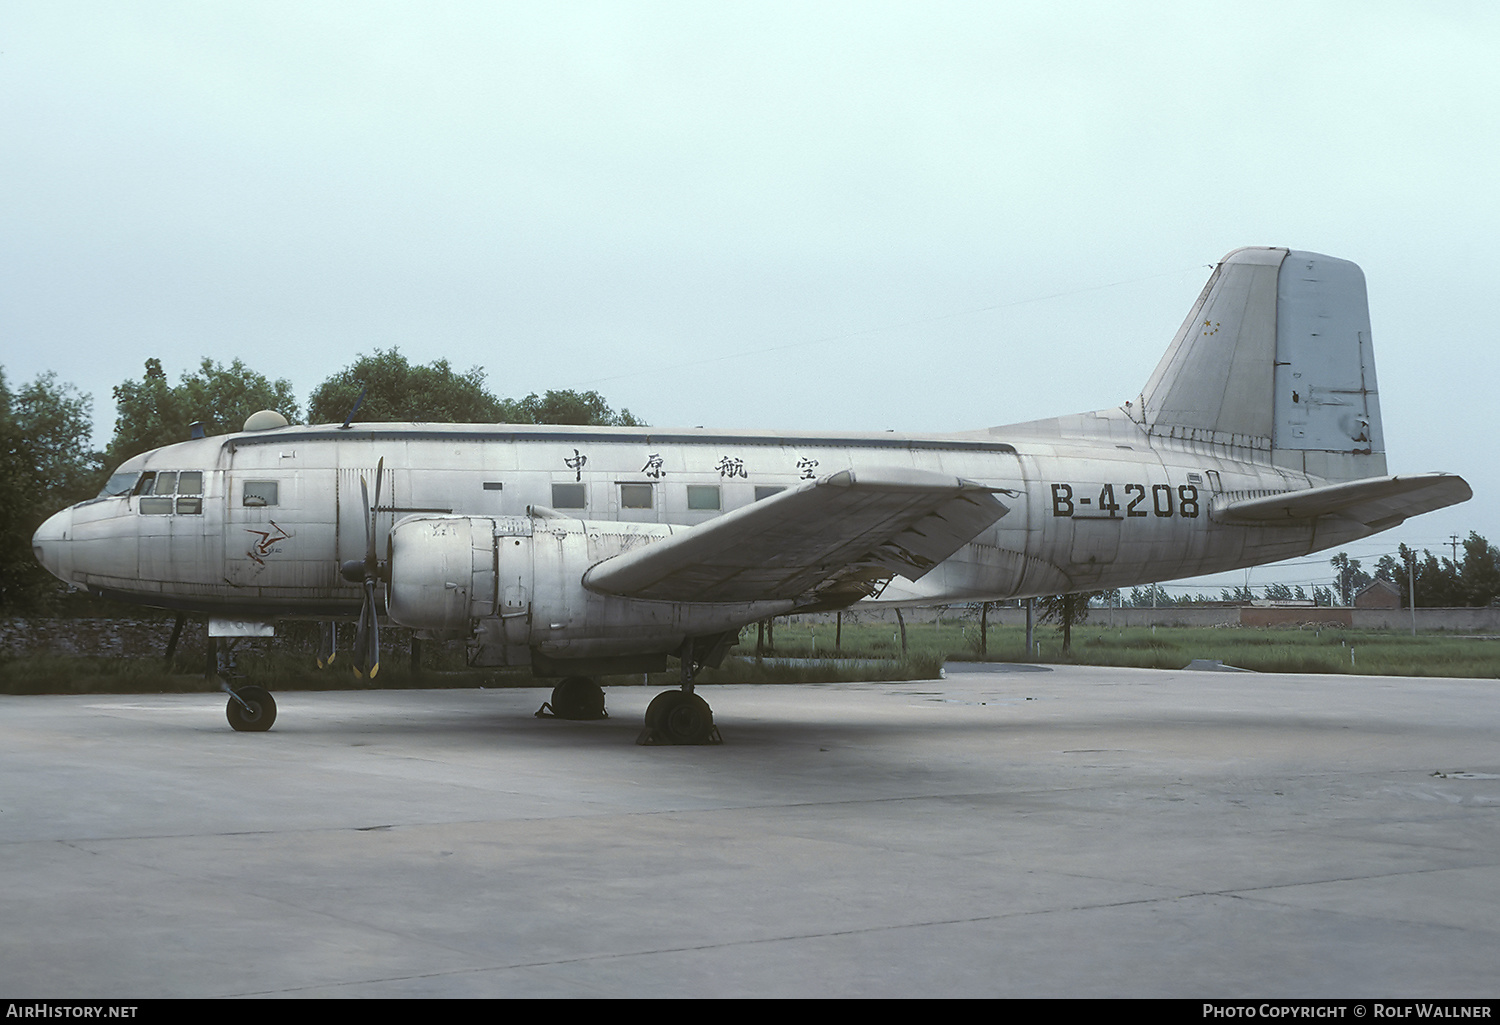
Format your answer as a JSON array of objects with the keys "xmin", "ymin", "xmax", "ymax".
[
  {"xmin": 0, "ymin": 636, "xmax": 946, "ymax": 696},
  {"xmin": 732, "ymin": 618, "xmax": 1500, "ymax": 680},
  {"xmin": 2, "ymin": 618, "xmax": 1495, "ymax": 695}
]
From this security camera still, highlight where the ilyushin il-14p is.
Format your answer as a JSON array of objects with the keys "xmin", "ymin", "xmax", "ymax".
[{"xmin": 32, "ymin": 248, "xmax": 1472, "ymax": 743}]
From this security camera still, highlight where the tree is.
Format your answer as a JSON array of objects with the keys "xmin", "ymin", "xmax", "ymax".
[
  {"xmin": 1328, "ymin": 552, "xmax": 1372, "ymax": 606},
  {"xmin": 499, "ymin": 389, "xmax": 642, "ymax": 427},
  {"xmin": 1126, "ymin": 583, "xmax": 1176, "ymax": 607},
  {"xmin": 1456, "ymin": 533, "xmax": 1500, "ymax": 607},
  {"xmin": 0, "ymin": 368, "xmax": 103, "ymax": 610},
  {"xmin": 1036, "ymin": 590, "xmax": 1106, "ymax": 654},
  {"xmin": 307, "ymin": 349, "xmax": 645, "ymax": 427},
  {"xmin": 306, "ymin": 349, "xmax": 503, "ymax": 425},
  {"xmin": 107, "ymin": 357, "xmax": 298, "ymax": 467},
  {"xmin": 1367, "ymin": 539, "xmax": 1498, "ymax": 608}
]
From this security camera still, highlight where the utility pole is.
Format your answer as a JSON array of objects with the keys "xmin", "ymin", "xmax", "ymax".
[
  {"xmin": 1409, "ymin": 549, "xmax": 1418, "ymax": 636},
  {"xmin": 1449, "ymin": 535, "xmax": 1461, "ymax": 562}
]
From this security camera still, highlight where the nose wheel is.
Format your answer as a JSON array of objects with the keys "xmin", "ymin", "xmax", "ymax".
[{"xmin": 226, "ymin": 685, "xmax": 277, "ymax": 732}]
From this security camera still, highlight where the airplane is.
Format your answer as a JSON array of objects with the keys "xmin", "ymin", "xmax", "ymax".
[{"xmin": 31, "ymin": 247, "xmax": 1472, "ymax": 743}]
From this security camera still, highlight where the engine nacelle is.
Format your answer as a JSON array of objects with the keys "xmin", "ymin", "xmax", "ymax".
[
  {"xmin": 387, "ymin": 514, "xmax": 497, "ymax": 633},
  {"xmin": 386, "ymin": 513, "xmax": 791, "ymax": 673}
]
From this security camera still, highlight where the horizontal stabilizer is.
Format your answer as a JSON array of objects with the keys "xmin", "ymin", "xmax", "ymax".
[
  {"xmin": 1213, "ymin": 473, "xmax": 1471, "ymax": 529},
  {"xmin": 583, "ymin": 468, "xmax": 1009, "ymax": 605}
]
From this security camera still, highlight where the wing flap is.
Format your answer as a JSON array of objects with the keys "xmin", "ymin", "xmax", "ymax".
[
  {"xmin": 1213, "ymin": 472, "xmax": 1471, "ymax": 527},
  {"xmin": 583, "ymin": 468, "xmax": 1009, "ymax": 604}
]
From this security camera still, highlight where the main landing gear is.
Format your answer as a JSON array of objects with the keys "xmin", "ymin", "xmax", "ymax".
[
  {"xmin": 535, "ymin": 676, "xmax": 609, "ymax": 721},
  {"xmin": 639, "ymin": 689, "xmax": 717, "ymax": 745},
  {"xmin": 536, "ymin": 641, "xmax": 724, "ymax": 745},
  {"xmin": 637, "ymin": 640, "xmax": 721, "ymax": 746}
]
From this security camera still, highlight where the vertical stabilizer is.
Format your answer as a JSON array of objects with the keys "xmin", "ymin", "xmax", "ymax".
[{"xmin": 1135, "ymin": 247, "xmax": 1385, "ymax": 482}]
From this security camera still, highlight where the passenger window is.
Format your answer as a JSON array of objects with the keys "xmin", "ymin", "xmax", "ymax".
[
  {"xmin": 551, "ymin": 483, "xmax": 586, "ymax": 509},
  {"xmin": 755, "ymin": 486, "xmax": 786, "ymax": 501},
  {"xmin": 687, "ymin": 484, "xmax": 721, "ymax": 511},
  {"xmin": 242, "ymin": 481, "xmax": 279, "ymax": 508},
  {"xmin": 620, "ymin": 484, "xmax": 654, "ymax": 509}
]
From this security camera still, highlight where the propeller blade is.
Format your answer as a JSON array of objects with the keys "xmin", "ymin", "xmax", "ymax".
[
  {"xmin": 362, "ymin": 579, "xmax": 380, "ymax": 678},
  {"xmin": 352, "ymin": 598, "xmax": 368, "ymax": 677},
  {"xmin": 352, "ymin": 460, "xmax": 388, "ymax": 677},
  {"xmin": 353, "ymin": 583, "xmax": 377, "ymax": 678},
  {"xmin": 369, "ymin": 457, "xmax": 384, "ymax": 570},
  {"xmin": 361, "ymin": 475, "xmax": 375, "ymax": 570},
  {"xmin": 316, "ymin": 620, "xmax": 337, "ymax": 669}
]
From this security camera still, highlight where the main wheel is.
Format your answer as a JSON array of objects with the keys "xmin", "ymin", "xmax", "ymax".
[
  {"xmin": 550, "ymin": 676, "xmax": 606, "ymax": 720},
  {"xmin": 657, "ymin": 693, "xmax": 714, "ymax": 745},
  {"xmin": 227, "ymin": 686, "xmax": 276, "ymax": 732},
  {"xmin": 644, "ymin": 689, "xmax": 684, "ymax": 730}
]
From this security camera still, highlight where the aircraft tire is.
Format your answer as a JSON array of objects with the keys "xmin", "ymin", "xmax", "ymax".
[
  {"xmin": 550, "ymin": 677, "xmax": 606, "ymax": 720},
  {"xmin": 644, "ymin": 689, "xmax": 683, "ymax": 730},
  {"xmin": 227, "ymin": 686, "xmax": 276, "ymax": 732},
  {"xmin": 657, "ymin": 693, "xmax": 714, "ymax": 745}
]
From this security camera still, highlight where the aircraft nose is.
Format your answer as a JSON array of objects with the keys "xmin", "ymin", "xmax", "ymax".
[{"xmin": 32, "ymin": 505, "xmax": 75, "ymax": 583}]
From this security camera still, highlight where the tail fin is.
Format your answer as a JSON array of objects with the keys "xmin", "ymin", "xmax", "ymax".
[{"xmin": 1134, "ymin": 247, "xmax": 1385, "ymax": 482}]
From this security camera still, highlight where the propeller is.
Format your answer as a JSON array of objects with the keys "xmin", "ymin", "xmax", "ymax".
[
  {"xmin": 339, "ymin": 457, "xmax": 386, "ymax": 678},
  {"xmin": 316, "ymin": 620, "xmax": 337, "ymax": 669}
]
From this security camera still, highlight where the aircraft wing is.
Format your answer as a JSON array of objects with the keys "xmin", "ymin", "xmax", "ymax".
[
  {"xmin": 1213, "ymin": 472, "xmax": 1471, "ymax": 531},
  {"xmin": 582, "ymin": 468, "xmax": 1010, "ymax": 606}
]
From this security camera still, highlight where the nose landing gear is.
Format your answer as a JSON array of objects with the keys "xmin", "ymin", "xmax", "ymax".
[{"xmin": 226, "ymin": 685, "xmax": 277, "ymax": 732}]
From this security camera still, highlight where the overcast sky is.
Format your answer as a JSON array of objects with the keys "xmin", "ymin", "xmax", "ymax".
[{"xmin": 4, "ymin": 2, "xmax": 1496, "ymax": 593}]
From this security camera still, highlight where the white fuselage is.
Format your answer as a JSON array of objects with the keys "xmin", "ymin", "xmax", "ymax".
[{"xmin": 35, "ymin": 412, "xmax": 1370, "ymax": 619}]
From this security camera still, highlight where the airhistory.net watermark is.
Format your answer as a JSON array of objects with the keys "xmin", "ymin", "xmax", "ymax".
[{"xmin": 6, "ymin": 1006, "xmax": 138, "ymax": 1019}]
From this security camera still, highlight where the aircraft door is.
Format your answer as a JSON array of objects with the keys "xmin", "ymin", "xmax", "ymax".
[{"xmin": 224, "ymin": 472, "xmax": 307, "ymax": 589}]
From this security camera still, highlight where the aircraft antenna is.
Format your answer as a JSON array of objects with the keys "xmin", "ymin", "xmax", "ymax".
[{"xmin": 339, "ymin": 386, "xmax": 368, "ymax": 430}]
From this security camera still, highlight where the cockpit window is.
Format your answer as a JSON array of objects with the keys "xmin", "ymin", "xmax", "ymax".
[
  {"xmin": 176, "ymin": 472, "xmax": 203, "ymax": 514},
  {"xmin": 139, "ymin": 471, "xmax": 204, "ymax": 515},
  {"xmin": 96, "ymin": 470, "xmax": 142, "ymax": 499}
]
